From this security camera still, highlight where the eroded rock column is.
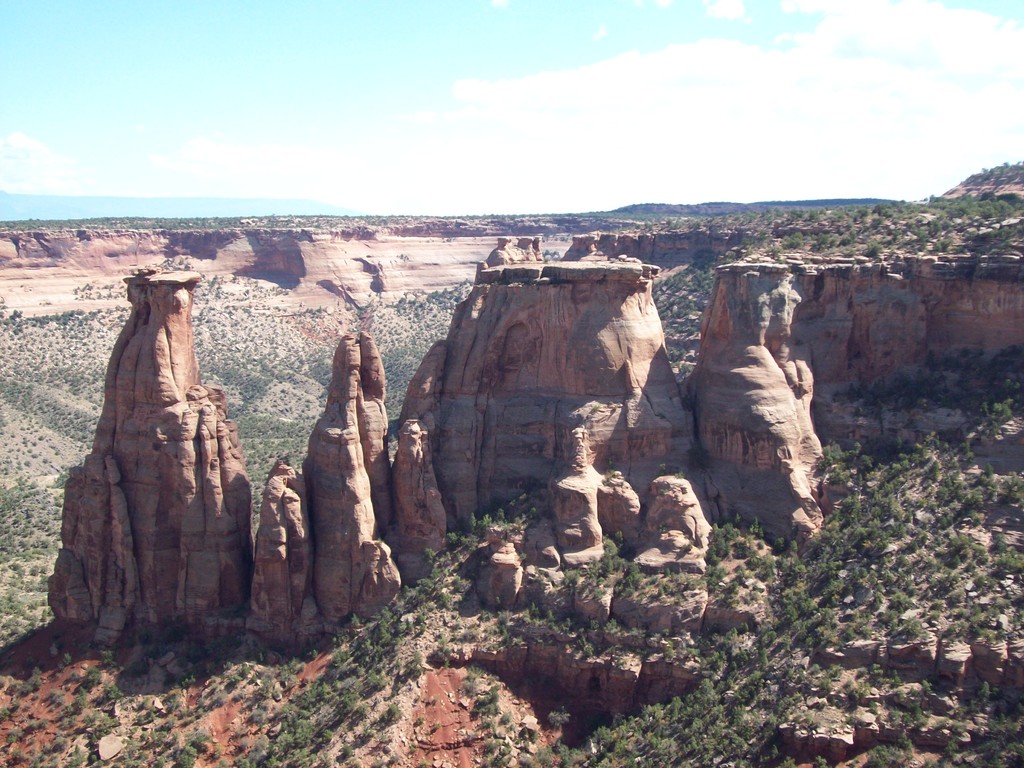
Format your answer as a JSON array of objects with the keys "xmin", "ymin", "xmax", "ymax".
[
  {"xmin": 304, "ymin": 333, "xmax": 401, "ymax": 622},
  {"xmin": 49, "ymin": 270, "xmax": 252, "ymax": 642}
]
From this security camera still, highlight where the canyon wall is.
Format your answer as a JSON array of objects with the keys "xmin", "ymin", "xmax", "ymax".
[
  {"xmin": 689, "ymin": 253, "xmax": 1024, "ymax": 537},
  {"xmin": 0, "ymin": 228, "xmax": 493, "ymax": 312}
]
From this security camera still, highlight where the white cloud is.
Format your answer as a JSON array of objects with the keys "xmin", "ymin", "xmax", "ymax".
[
  {"xmin": 414, "ymin": 0, "xmax": 1024, "ymax": 211},
  {"xmin": 593, "ymin": 24, "xmax": 609, "ymax": 41},
  {"xmin": 703, "ymin": 0, "xmax": 746, "ymax": 21},
  {"xmin": 0, "ymin": 133, "xmax": 83, "ymax": 194}
]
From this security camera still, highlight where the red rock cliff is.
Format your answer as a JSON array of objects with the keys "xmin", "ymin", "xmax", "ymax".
[
  {"xmin": 689, "ymin": 253, "xmax": 1024, "ymax": 538},
  {"xmin": 396, "ymin": 261, "xmax": 703, "ymax": 573}
]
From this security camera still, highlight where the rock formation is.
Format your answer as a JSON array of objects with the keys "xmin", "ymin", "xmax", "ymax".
[
  {"xmin": 248, "ymin": 460, "xmax": 316, "ymax": 643},
  {"xmin": 485, "ymin": 237, "xmax": 543, "ymax": 267},
  {"xmin": 49, "ymin": 270, "xmax": 252, "ymax": 642},
  {"xmin": 398, "ymin": 261, "xmax": 694, "ymax": 539},
  {"xmin": 688, "ymin": 253, "xmax": 1024, "ymax": 538},
  {"xmin": 563, "ymin": 229, "xmax": 744, "ymax": 269},
  {"xmin": 689, "ymin": 263, "xmax": 823, "ymax": 541},
  {"xmin": 478, "ymin": 530, "xmax": 525, "ymax": 610},
  {"xmin": 391, "ymin": 419, "xmax": 447, "ymax": 581},
  {"xmin": 304, "ymin": 333, "xmax": 401, "ymax": 622},
  {"xmin": 635, "ymin": 475, "xmax": 711, "ymax": 573}
]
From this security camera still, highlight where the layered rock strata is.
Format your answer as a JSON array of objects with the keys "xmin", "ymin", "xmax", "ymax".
[
  {"xmin": 689, "ymin": 253, "xmax": 1024, "ymax": 538},
  {"xmin": 396, "ymin": 261, "xmax": 699, "ymax": 570},
  {"xmin": 49, "ymin": 270, "xmax": 252, "ymax": 642},
  {"xmin": 304, "ymin": 333, "xmax": 401, "ymax": 621}
]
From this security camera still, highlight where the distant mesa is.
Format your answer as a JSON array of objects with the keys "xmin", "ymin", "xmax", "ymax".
[{"xmin": 611, "ymin": 199, "xmax": 895, "ymax": 217}]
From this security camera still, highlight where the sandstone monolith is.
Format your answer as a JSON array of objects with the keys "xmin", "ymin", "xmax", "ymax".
[
  {"xmin": 304, "ymin": 333, "xmax": 400, "ymax": 622},
  {"xmin": 49, "ymin": 270, "xmax": 252, "ymax": 642},
  {"xmin": 249, "ymin": 460, "xmax": 317, "ymax": 643}
]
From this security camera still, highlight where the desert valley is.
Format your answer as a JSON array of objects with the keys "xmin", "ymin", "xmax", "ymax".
[{"xmin": 0, "ymin": 164, "xmax": 1022, "ymax": 767}]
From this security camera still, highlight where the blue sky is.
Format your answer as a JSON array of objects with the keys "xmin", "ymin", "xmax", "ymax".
[{"xmin": 1, "ymin": 0, "xmax": 1022, "ymax": 214}]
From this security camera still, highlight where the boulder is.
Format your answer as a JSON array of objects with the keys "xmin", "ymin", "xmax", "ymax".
[
  {"xmin": 635, "ymin": 475, "xmax": 711, "ymax": 573},
  {"xmin": 485, "ymin": 236, "xmax": 543, "ymax": 267},
  {"xmin": 478, "ymin": 540, "xmax": 524, "ymax": 610}
]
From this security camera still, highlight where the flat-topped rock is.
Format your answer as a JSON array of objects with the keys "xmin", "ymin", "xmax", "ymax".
[
  {"xmin": 476, "ymin": 261, "xmax": 659, "ymax": 286},
  {"xmin": 125, "ymin": 268, "xmax": 203, "ymax": 286}
]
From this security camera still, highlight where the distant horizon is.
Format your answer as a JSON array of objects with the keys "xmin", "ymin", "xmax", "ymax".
[{"xmin": 0, "ymin": 188, "xmax": 910, "ymax": 223}]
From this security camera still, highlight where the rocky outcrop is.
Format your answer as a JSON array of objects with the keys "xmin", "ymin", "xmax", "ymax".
[
  {"xmin": 563, "ymin": 229, "xmax": 743, "ymax": 269},
  {"xmin": 689, "ymin": 253, "xmax": 1024, "ymax": 537},
  {"xmin": 248, "ymin": 460, "xmax": 317, "ymax": 644},
  {"xmin": 485, "ymin": 237, "xmax": 542, "ymax": 267},
  {"xmin": 550, "ymin": 427, "xmax": 610, "ymax": 566},
  {"xmin": 478, "ymin": 531, "xmax": 525, "ymax": 610},
  {"xmin": 690, "ymin": 264, "xmax": 823, "ymax": 541},
  {"xmin": 48, "ymin": 270, "xmax": 252, "ymax": 642},
  {"xmin": 635, "ymin": 475, "xmax": 711, "ymax": 574},
  {"xmin": 391, "ymin": 420, "xmax": 447, "ymax": 581},
  {"xmin": 467, "ymin": 637, "xmax": 700, "ymax": 715},
  {"xmin": 399, "ymin": 262, "xmax": 694, "ymax": 537},
  {"xmin": 304, "ymin": 333, "xmax": 401, "ymax": 622}
]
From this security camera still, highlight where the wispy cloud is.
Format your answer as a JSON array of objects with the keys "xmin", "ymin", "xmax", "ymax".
[
  {"xmin": 428, "ymin": 0, "xmax": 1024, "ymax": 210},
  {"xmin": 593, "ymin": 24, "xmax": 609, "ymax": 41},
  {"xmin": 703, "ymin": 0, "xmax": 747, "ymax": 21},
  {"xmin": 0, "ymin": 133, "xmax": 83, "ymax": 194}
]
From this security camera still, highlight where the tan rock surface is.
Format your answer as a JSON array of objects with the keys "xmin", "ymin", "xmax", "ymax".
[
  {"xmin": 485, "ymin": 236, "xmax": 543, "ymax": 267},
  {"xmin": 391, "ymin": 419, "xmax": 447, "ymax": 581},
  {"xmin": 635, "ymin": 475, "xmax": 711, "ymax": 573},
  {"xmin": 478, "ymin": 538, "xmax": 524, "ymax": 610},
  {"xmin": 551, "ymin": 427, "xmax": 608, "ymax": 566},
  {"xmin": 49, "ymin": 270, "xmax": 253, "ymax": 642},
  {"xmin": 690, "ymin": 264, "xmax": 823, "ymax": 540},
  {"xmin": 0, "ymin": 229, "xmax": 497, "ymax": 315},
  {"xmin": 402, "ymin": 261, "xmax": 695, "ymax": 533},
  {"xmin": 249, "ymin": 460, "xmax": 317, "ymax": 643},
  {"xmin": 304, "ymin": 333, "xmax": 400, "ymax": 622}
]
